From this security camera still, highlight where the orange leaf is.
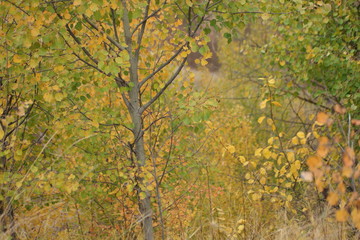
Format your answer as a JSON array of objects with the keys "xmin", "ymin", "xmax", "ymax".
[
  {"xmin": 326, "ymin": 192, "xmax": 339, "ymax": 206},
  {"xmin": 342, "ymin": 166, "xmax": 353, "ymax": 178},
  {"xmin": 337, "ymin": 181, "xmax": 346, "ymax": 193},
  {"xmin": 331, "ymin": 172, "xmax": 342, "ymax": 183},
  {"xmin": 306, "ymin": 155, "xmax": 322, "ymax": 170},
  {"xmin": 336, "ymin": 209, "xmax": 349, "ymax": 222},
  {"xmin": 316, "ymin": 112, "xmax": 329, "ymax": 125},
  {"xmin": 343, "ymin": 147, "xmax": 355, "ymax": 167},
  {"xmin": 351, "ymin": 119, "xmax": 360, "ymax": 126},
  {"xmin": 316, "ymin": 136, "xmax": 330, "ymax": 158},
  {"xmin": 333, "ymin": 104, "xmax": 346, "ymax": 114},
  {"xmin": 315, "ymin": 178, "xmax": 325, "ymax": 192}
]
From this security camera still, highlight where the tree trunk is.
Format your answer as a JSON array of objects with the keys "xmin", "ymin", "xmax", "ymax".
[{"xmin": 129, "ymin": 107, "xmax": 154, "ymax": 240}]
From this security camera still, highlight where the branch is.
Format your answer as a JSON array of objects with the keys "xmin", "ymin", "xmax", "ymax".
[
  {"xmin": 3, "ymin": 0, "xmax": 29, "ymax": 16},
  {"xmin": 65, "ymin": 24, "xmax": 99, "ymax": 65},
  {"xmin": 110, "ymin": 8, "xmax": 120, "ymax": 42},
  {"xmin": 135, "ymin": 0, "xmax": 151, "ymax": 60},
  {"xmin": 132, "ymin": 6, "xmax": 163, "ymax": 36},
  {"xmin": 212, "ymin": 10, "xmax": 293, "ymax": 15},
  {"xmin": 82, "ymin": 14, "xmax": 126, "ymax": 52},
  {"xmin": 139, "ymin": 43, "xmax": 186, "ymax": 88},
  {"xmin": 140, "ymin": 57, "xmax": 187, "ymax": 113}
]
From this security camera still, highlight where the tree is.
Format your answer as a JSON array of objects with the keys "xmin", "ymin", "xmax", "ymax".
[{"xmin": 2, "ymin": 0, "xmax": 227, "ymax": 238}]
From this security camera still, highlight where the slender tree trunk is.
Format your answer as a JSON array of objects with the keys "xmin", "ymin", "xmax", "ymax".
[
  {"xmin": 121, "ymin": 1, "xmax": 154, "ymax": 238},
  {"xmin": 129, "ymin": 107, "xmax": 154, "ymax": 240}
]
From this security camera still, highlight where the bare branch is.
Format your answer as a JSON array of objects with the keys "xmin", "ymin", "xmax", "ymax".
[
  {"xmin": 140, "ymin": 57, "xmax": 187, "ymax": 113},
  {"xmin": 65, "ymin": 24, "xmax": 100, "ymax": 65},
  {"xmin": 132, "ymin": 7, "xmax": 163, "ymax": 36},
  {"xmin": 135, "ymin": 0, "xmax": 151, "ymax": 61},
  {"xmin": 82, "ymin": 14, "xmax": 126, "ymax": 52},
  {"xmin": 3, "ymin": 0, "xmax": 29, "ymax": 16},
  {"xmin": 139, "ymin": 43, "xmax": 186, "ymax": 88},
  {"xmin": 110, "ymin": 8, "xmax": 120, "ymax": 42}
]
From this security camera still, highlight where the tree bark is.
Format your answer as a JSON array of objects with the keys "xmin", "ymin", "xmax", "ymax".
[{"xmin": 121, "ymin": 1, "xmax": 154, "ymax": 238}]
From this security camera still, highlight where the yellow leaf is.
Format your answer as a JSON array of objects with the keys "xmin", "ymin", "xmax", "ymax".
[
  {"xmin": 147, "ymin": 184, "xmax": 155, "ymax": 191},
  {"xmin": 252, "ymin": 193, "xmax": 262, "ymax": 201},
  {"xmin": 261, "ymin": 13, "xmax": 270, "ymax": 21},
  {"xmin": 89, "ymin": 3, "xmax": 98, "ymax": 11},
  {"xmin": 54, "ymin": 92, "xmax": 64, "ymax": 101},
  {"xmin": 54, "ymin": 65, "xmax": 64, "ymax": 72},
  {"xmin": 16, "ymin": 181, "xmax": 23, "ymax": 188},
  {"xmin": 239, "ymin": 156, "xmax": 246, "ymax": 163},
  {"xmin": 259, "ymin": 99, "xmax": 268, "ymax": 109},
  {"xmin": 287, "ymin": 195, "xmax": 293, "ymax": 201},
  {"xmin": 258, "ymin": 116, "xmax": 266, "ymax": 124},
  {"xmin": 180, "ymin": 51, "xmax": 188, "ymax": 58},
  {"xmin": 262, "ymin": 148, "xmax": 271, "ymax": 159},
  {"xmin": 260, "ymin": 177, "xmax": 266, "ymax": 185},
  {"xmin": 73, "ymin": 0, "xmax": 81, "ymax": 6},
  {"xmin": 185, "ymin": 0, "xmax": 193, "ymax": 7},
  {"xmin": 13, "ymin": 54, "xmax": 22, "ymax": 63},
  {"xmin": 271, "ymin": 101, "xmax": 282, "ymax": 107},
  {"xmin": 227, "ymin": 145, "xmax": 235, "ymax": 154},
  {"xmin": 291, "ymin": 137, "xmax": 299, "ymax": 145},
  {"xmin": 336, "ymin": 209, "xmax": 349, "ymax": 222},
  {"xmin": 0, "ymin": 126, "xmax": 4, "ymax": 139},
  {"xmin": 200, "ymin": 58, "xmax": 208, "ymax": 66},
  {"xmin": 268, "ymin": 78, "xmax": 275, "ymax": 85},
  {"xmin": 255, "ymin": 148, "xmax": 262, "ymax": 157},
  {"xmin": 279, "ymin": 60, "xmax": 286, "ymax": 66},
  {"xmin": 294, "ymin": 160, "xmax": 301, "ymax": 169},
  {"xmin": 286, "ymin": 151, "xmax": 295, "ymax": 162},
  {"xmin": 31, "ymin": 28, "xmax": 40, "ymax": 37},
  {"xmin": 43, "ymin": 92, "xmax": 54, "ymax": 102},
  {"xmin": 296, "ymin": 131, "xmax": 305, "ymax": 139},
  {"xmin": 237, "ymin": 225, "xmax": 245, "ymax": 233},
  {"xmin": 108, "ymin": 188, "xmax": 118, "ymax": 195}
]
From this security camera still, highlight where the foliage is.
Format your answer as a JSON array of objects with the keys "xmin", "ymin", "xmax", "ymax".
[{"xmin": 0, "ymin": 0, "xmax": 359, "ymax": 239}]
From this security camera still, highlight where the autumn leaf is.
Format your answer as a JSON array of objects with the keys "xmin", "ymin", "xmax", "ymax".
[
  {"xmin": 306, "ymin": 155, "xmax": 322, "ymax": 170},
  {"xmin": 336, "ymin": 209, "xmax": 349, "ymax": 222},
  {"xmin": 227, "ymin": 145, "xmax": 236, "ymax": 154},
  {"xmin": 333, "ymin": 104, "xmax": 346, "ymax": 114},
  {"xmin": 316, "ymin": 136, "xmax": 329, "ymax": 158},
  {"xmin": 258, "ymin": 116, "xmax": 266, "ymax": 124},
  {"xmin": 259, "ymin": 99, "xmax": 269, "ymax": 109},
  {"xmin": 0, "ymin": 126, "xmax": 4, "ymax": 139},
  {"xmin": 73, "ymin": 0, "xmax": 82, "ymax": 6},
  {"xmin": 261, "ymin": 13, "xmax": 270, "ymax": 21},
  {"xmin": 316, "ymin": 112, "xmax": 329, "ymax": 125},
  {"xmin": 343, "ymin": 147, "xmax": 355, "ymax": 167},
  {"xmin": 326, "ymin": 192, "xmax": 339, "ymax": 206},
  {"xmin": 351, "ymin": 119, "xmax": 360, "ymax": 126}
]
